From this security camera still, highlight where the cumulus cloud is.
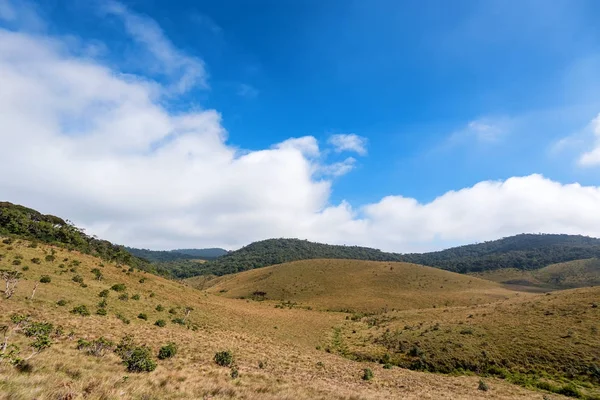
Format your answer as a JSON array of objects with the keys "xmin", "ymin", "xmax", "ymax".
[
  {"xmin": 328, "ymin": 134, "xmax": 368, "ymax": 155},
  {"xmin": 578, "ymin": 114, "xmax": 600, "ymax": 166},
  {"xmin": 1, "ymin": 4, "xmax": 600, "ymax": 253}
]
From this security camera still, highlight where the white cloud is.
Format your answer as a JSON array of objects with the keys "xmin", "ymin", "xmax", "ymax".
[
  {"xmin": 103, "ymin": 1, "xmax": 207, "ymax": 94},
  {"xmin": 578, "ymin": 114, "xmax": 600, "ymax": 166},
  {"xmin": 328, "ymin": 134, "xmax": 367, "ymax": 155},
  {"xmin": 1, "ymin": 6, "xmax": 600, "ymax": 253}
]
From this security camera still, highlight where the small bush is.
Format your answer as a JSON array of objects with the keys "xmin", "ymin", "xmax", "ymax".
[
  {"xmin": 116, "ymin": 313, "xmax": 130, "ymax": 324},
  {"xmin": 2, "ymin": 238, "xmax": 13, "ymax": 244},
  {"xmin": 96, "ymin": 308, "xmax": 107, "ymax": 316},
  {"xmin": 97, "ymin": 299, "xmax": 107, "ymax": 308},
  {"xmin": 71, "ymin": 305, "xmax": 90, "ymax": 316},
  {"xmin": 131, "ymin": 294, "xmax": 140, "ymax": 301},
  {"xmin": 15, "ymin": 359, "xmax": 33, "ymax": 373},
  {"xmin": 45, "ymin": 255, "xmax": 55, "ymax": 262},
  {"xmin": 171, "ymin": 318, "xmax": 185, "ymax": 325},
  {"xmin": 478, "ymin": 379, "xmax": 489, "ymax": 391},
  {"xmin": 154, "ymin": 319, "xmax": 166, "ymax": 327},
  {"xmin": 119, "ymin": 344, "xmax": 156, "ymax": 373},
  {"xmin": 118, "ymin": 293, "xmax": 129, "ymax": 301},
  {"xmin": 158, "ymin": 342, "xmax": 177, "ymax": 360},
  {"xmin": 156, "ymin": 305, "xmax": 164, "ymax": 312},
  {"xmin": 111, "ymin": 283, "xmax": 127, "ymax": 292},
  {"xmin": 72, "ymin": 275, "xmax": 84, "ymax": 284},
  {"xmin": 137, "ymin": 313, "xmax": 148, "ymax": 321},
  {"xmin": 139, "ymin": 278, "xmax": 146, "ymax": 283},
  {"xmin": 149, "ymin": 292, "xmax": 156, "ymax": 298},
  {"xmin": 31, "ymin": 258, "xmax": 41, "ymax": 264},
  {"xmin": 230, "ymin": 365, "xmax": 239, "ymax": 379},
  {"xmin": 362, "ymin": 368, "xmax": 374, "ymax": 381},
  {"xmin": 258, "ymin": 360, "xmax": 266, "ymax": 369},
  {"xmin": 383, "ymin": 363, "xmax": 393, "ymax": 369},
  {"xmin": 24, "ymin": 321, "xmax": 53, "ymax": 337},
  {"xmin": 39, "ymin": 275, "xmax": 51, "ymax": 283},
  {"xmin": 12, "ymin": 259, "xmax": 21, "ymax": 265},
  {"xmin": 57, "ymin": 299, "xmax": 67, "ymax": 306},
  {"xmin": 21, "ymin": 265, "xmax": 29, "ymax": 271},
  {"xmin": 98, "ymin": 289, "xmax": 109, "ymax": 298},
  {"xmin": 169, "ymin": 308, "xmax": 177, "ymax": 315},
  {"xmin": 78, "ymin": 337, "xmax": 114, "ymax": 357},
  {"xmin": 214, "ymin": 350, "xmax": 234, "ymax": 367},
  {"xmin": 460, "ymin": 328, "xmax": 474, "ymax": 335}
]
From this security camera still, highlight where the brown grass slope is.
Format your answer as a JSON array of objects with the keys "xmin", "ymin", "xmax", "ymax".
[
  {"xmin": 0, "ymin": 237, "xmax": 547, "ymax": 400},
  {"xmin": 203, "ymin": 259, "xmax": 524, "ymax": 312},
  {"xmin": 472, "ymin": 258, "xmax": 600, "ymax": 290}
]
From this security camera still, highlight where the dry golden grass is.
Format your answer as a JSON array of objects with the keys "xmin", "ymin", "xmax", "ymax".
[
  {"xmin": 0, "ymin": 238, "xmax": 571, "ymax": 399},
  {"xmin": 202, "ymin": 259, "xmax": 526, "ymax": 312}
]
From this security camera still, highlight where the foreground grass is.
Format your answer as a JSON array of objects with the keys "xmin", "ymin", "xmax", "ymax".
[{"xmin": 0, "ymin": 238, "xmax": 571, "ymax": 399}]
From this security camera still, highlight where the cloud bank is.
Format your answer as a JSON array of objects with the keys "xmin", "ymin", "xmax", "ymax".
[{"xmin": 1, "ymin": 2, "xmax": 600, "ymax": 252}]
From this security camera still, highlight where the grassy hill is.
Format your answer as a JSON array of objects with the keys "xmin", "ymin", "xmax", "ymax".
[
  {"xmin": 0, "ymin": 237, "xmax": 551, "ymax": 400},
  {"xmin": 196, "ymin": 234, "xmax": 600, "ymax": 277},
  {"xmin": 472, "ymin": 258, "xmax": 600, "ymax": 290},
  {"xmin": 202, "ymin": 259, "xmax": 522, "ymax": 312},
  {"xmin": 125, "ymin": 247, "xmax": 228, "ymax": 262}
]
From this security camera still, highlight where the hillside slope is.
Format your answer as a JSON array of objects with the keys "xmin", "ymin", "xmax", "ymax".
[
  {"xmin": 0, "ymin": 237, "xmax": 549, "ymax": 400},
  {"xmin": 473, "ymin": 258, "xmax": 600, "ymax": 290},
  {"xmin": 204, "ymin": 259, "xmax": 522, "ymax": 312}
]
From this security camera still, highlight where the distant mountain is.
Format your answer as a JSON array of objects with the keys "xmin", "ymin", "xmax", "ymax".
[
  {"xmin": 402, "ymin": 234, "xmax": 600, "ymax": 273},
  {"xmin": 171, "ymin": 248, "xmax": 228, "ymax": 259},
  {"xmin": 197, "ymin": 234, "xmax": 600, "ymax": 277}
]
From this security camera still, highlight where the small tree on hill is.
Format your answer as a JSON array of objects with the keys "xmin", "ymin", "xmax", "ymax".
[{"xmin": 1, "ymin": 270, "xmax": 22, "ymax": 299}]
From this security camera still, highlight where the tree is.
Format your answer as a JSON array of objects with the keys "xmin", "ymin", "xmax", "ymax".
[{"xmin": 1, "ymin": 270, "xmax": 22, "ymax": 299}]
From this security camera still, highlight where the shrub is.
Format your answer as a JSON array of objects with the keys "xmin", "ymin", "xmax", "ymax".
[
  {"xmin": 158, "ymin": 342, "xmax": 177, "ymax": 360},
  {"xmin": 98, "ymin": 289, "xmax": 110, "ymax": 298},
  {"xmin": 57, "ymin": 299, "xmax": 67, "ymax": 306},
  {"xmin": 31, "ymin": 335, "xmax": 52, "ymax": 352},
  {"xmin": 45, "ymin": 255, "xmax": 55, "ymax": 262},
  {"xmin": 383, "ymin": 363, "xmax": 393, "ymax": 369},
  {"xmin": 91, "ymin": 268, "xmax": 103, "ymax": 281},
  {"xmin": 15, "ymin": 359, "xmax": 33, "ymax": 373},
  {"xmin": 124, "ymin": 346, "xmax": 156, "ymax": 372},
  {"xmin": 78, "ymin": 337, "xmax": 114, "ymax": 357},
  {"xmin": 97, "ymin": 299, "xmax": 107, "ymax": 308},
  {"xmin": 24, "ymin": 321, "xmax": 53, "ymax": 337},
  {"xmin": 154, "ymin": 319, "xmax": 166, "ymax": 327},
  {"xmin": 118, "ymin": 293, "xmax": 129, "ymax": 301},
  {"xmin": 31, "ymin": 258, "xmax": 41, "ymax": 264},
  {"xmin": 137, "ymin": 313, "xmax": 148, "ymax": 320},
  {"xmin": 171, "ymin": 318, "xmax": 185, "ymax": 325},
  {"xmin": 12, "ymin": 259, "xmax": 21, "ymax": 266},
  {"xmin": 258, "ymin": 360, "xmax": 266, "ymax": 369},
  {"xmin": 111, "ymin": 283, "xmax": 126, "ymax": 292},
  {"xmin": 214, "ymin": 350, "xmax": 234, "ymax": 367},
  {"xmin": 478, "ymin": 379, "xmax": 489, "ymax": 391},
  {"xmin": 168, "ymin": 308, "xmax": 178, "ymax": 315},
  {"xmin": 39, "ymin": 275, "xmax": 51, "ymax": 283},
  {"xmin": 71, "ymin": 305, "xmax": 90, "ymax": 316},
  {"xmin": 362, "ymin": 368, "xmax": 374, "ymax": 381},
  {"xmin": 149, "ymin": 292, "xmax": 156, "ymax": 298},
  {"xmin": 460, "ymin": 328, "xmax": 474, "ymax": 335},
  {"xmin": 139, "ymin": 278, "xmax": 146, "ymax": 283},
  {"xmin": 116, "ymin": 313, "xmax": 130, "ymax": 324},
  {"xmin": 72, "ymin": 275, "xmax": 84, "ymax": 284},
  {"xmin": 155, "ymin": 305, "xmax": 164, "ymax": 312},
  {"xmin": 131, "ymin": 294, "xmax": 140, "ymax": 300},
  {"xmin": 2, "ymin": 238, "xmax": 13, "ymax": 244},
  {"xmin": 230, "ymin": 365, "xmax": 239, "ymax": 379},
  {"xmin": 21, "ymin": 266, "xmax": 29, "ymax": 271},
  {"xmin": 96, "ymin": 308, "xmax": 107, "ymax": 316}
]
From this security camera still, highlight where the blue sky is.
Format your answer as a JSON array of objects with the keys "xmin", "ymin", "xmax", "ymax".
[{"xmin": 1, "ymin": 0, "xmax": 600, "ymax": 251}]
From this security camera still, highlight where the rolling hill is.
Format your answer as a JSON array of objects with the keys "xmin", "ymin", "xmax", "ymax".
[
  {"xmin": 203, "ymin": 259, "xmax": 524, "ymax": 312},
  {"xmin": 472, "ymin": 257, "xmax": 600, "ymax": 290},
  {"xmin": 125, "ymin": 247, "xmax": 228, "ymax": 263},
  {"xmin": 196, "ymin": 234, "xmax": 600, "ymax": 277}
]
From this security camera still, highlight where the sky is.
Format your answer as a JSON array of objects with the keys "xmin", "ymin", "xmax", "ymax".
[{"xmin": 1, "ymin": 0, "xmax": 600, "ymax": 252}]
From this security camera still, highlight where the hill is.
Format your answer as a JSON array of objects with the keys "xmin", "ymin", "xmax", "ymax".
[
  {"xmin": 472, "ymin": 258, "xmax": 600, "ymax": 290},
  {"xmin": 203, "ymin": 259, "xmax": 524, "ymax": 312},
  {"xmin": 125, "ymin": 247, "xmax": 228, "ymax": 263},
  {"xmin": 198, "ymin": 234, "xmax": 600, "ymax": 277},
  {"xmin": 0, "ymin": 237, "xmax": 552, "ymax": 400},
  {"xmin": 198, "ymin": 238, "xmax": 405, "ymax": 275},
  {"xmin": 402, "ymin": 234, "xmax": 600, "ymax": 273},
  {"xmin": 172, "ymin": 248, "xmax": 228, "ymax": 258}
]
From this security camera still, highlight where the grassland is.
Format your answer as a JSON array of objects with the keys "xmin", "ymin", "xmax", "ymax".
[
  {"xmin": 202, "ymin": 259, "xmax": 525, "ymax": 312},
  {"xmin": 0, "ymin": 237, "xmax": 555, "ymax": 400},
  {"xmin": 472, "ymin": 258, "xmax": 600, "ymax": 291}
]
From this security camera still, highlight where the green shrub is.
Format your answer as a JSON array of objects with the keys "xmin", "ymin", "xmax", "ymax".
[
  {"xmin": 478, "ymin": 379, "xmax": 489, "ymax": 391},
  {"xmin": 97, "ymin": 299, "xmax": 107, "ymax": 308},
  {"xmin": 24, "ymin": 321, "xmax": 53, "ymax": 337},
  {"xmin": 214, "ymin": 350, "xmax": 234, "ymax": 367},
  {"xmin": 362, "ymin": 368, "xmax": 374, "ymax": 381},
  {"xmin": 139, "ymin": 278, "xmax": 146, "ymax": 283},
  {"xmin": 98, "ymin": 289, "xmax": 109, "ymax": 298},
  {"xmin": 137, "ymin": 313, "xmax": 148, "ymax": 320},
  {"xmin": 31, "ymin": 335, "xmax": 52, "ymax": 351},
  {"xmin": 118, "ymin": 293, "xmax": 129, "ymax": 301},
  {"xmin": 149, "ymin": 292, "xmax": 156, "ymax": 298},
  {"xmin": 111, "ymin": 283, "xmax": 127, "ymax": 292},
  {"xmin": 383, "ymin": 363, "xmax": 393, "ymax": 369},
  {"xmin": 155, "ymin": 305, "xmax": 164, "ymax": 312},
  {"xmin": 12, "ymin": 259, "xmax": 21, "ymax": 265},
  {"xmin": 158, "ymin": 342, "xmax": 177, "ymax": 360},
  {"xmin": 96, "ymin": 308, "xmax": 107, "ymax": 316},
  {"xmin": 460, "ymin": 328, "xmax": 474, "ymax": 335},
  {"xmin": 230, "ymin": 365, "xmax": 239, "ymax": 379},
  {"xmin": 31, "ymin": 258, "xmax": 41, "ymax": 264},
  {"xmin": 44, "ymin": 255, "xmax": 55, "ymax": 262},
  {"xmin": 116, "ymin": 313, "xmax": 130, "ymax": 324},
  {"xmin": 154, "ymin": 319, "xmax": 166, "ymax": 327},
  {"xmin": 56, "ymin": 299, "xmax": 67, "ymax": 306},
  {"xmin": 169, "ymin": 308, "xmax": 177, "ymax": 315},
  {"xmin": 21, "ymin": 265, "xmax": 29, "ymax": 271},
  {"xmin": 72, "ymin": 275, "xmax": 84, "ymax": 284},
  {"xmin": 2, "ymin": 238, "xmax": 13, "ymax": 244},
  {"xmin": 39, "ymin": 275, "xmax": 51, "ymax": 283},
  {"xmin": 78, "ymin": 337, "xmax": 114, "ymax": 356},
  {"xmin": 125, "ymin": 346, "xmax": 156, "ymax": 372},
  {"xmin": 171, "ymin": 318, "xmax": 185, "ymax": 325},
  {"xmin": 131, "ymin": 294, "xmax": 140, "ymax": 301},
  {"xmin": 71, "ymin": 305, "xmax": 90, "ymax": 316}
]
